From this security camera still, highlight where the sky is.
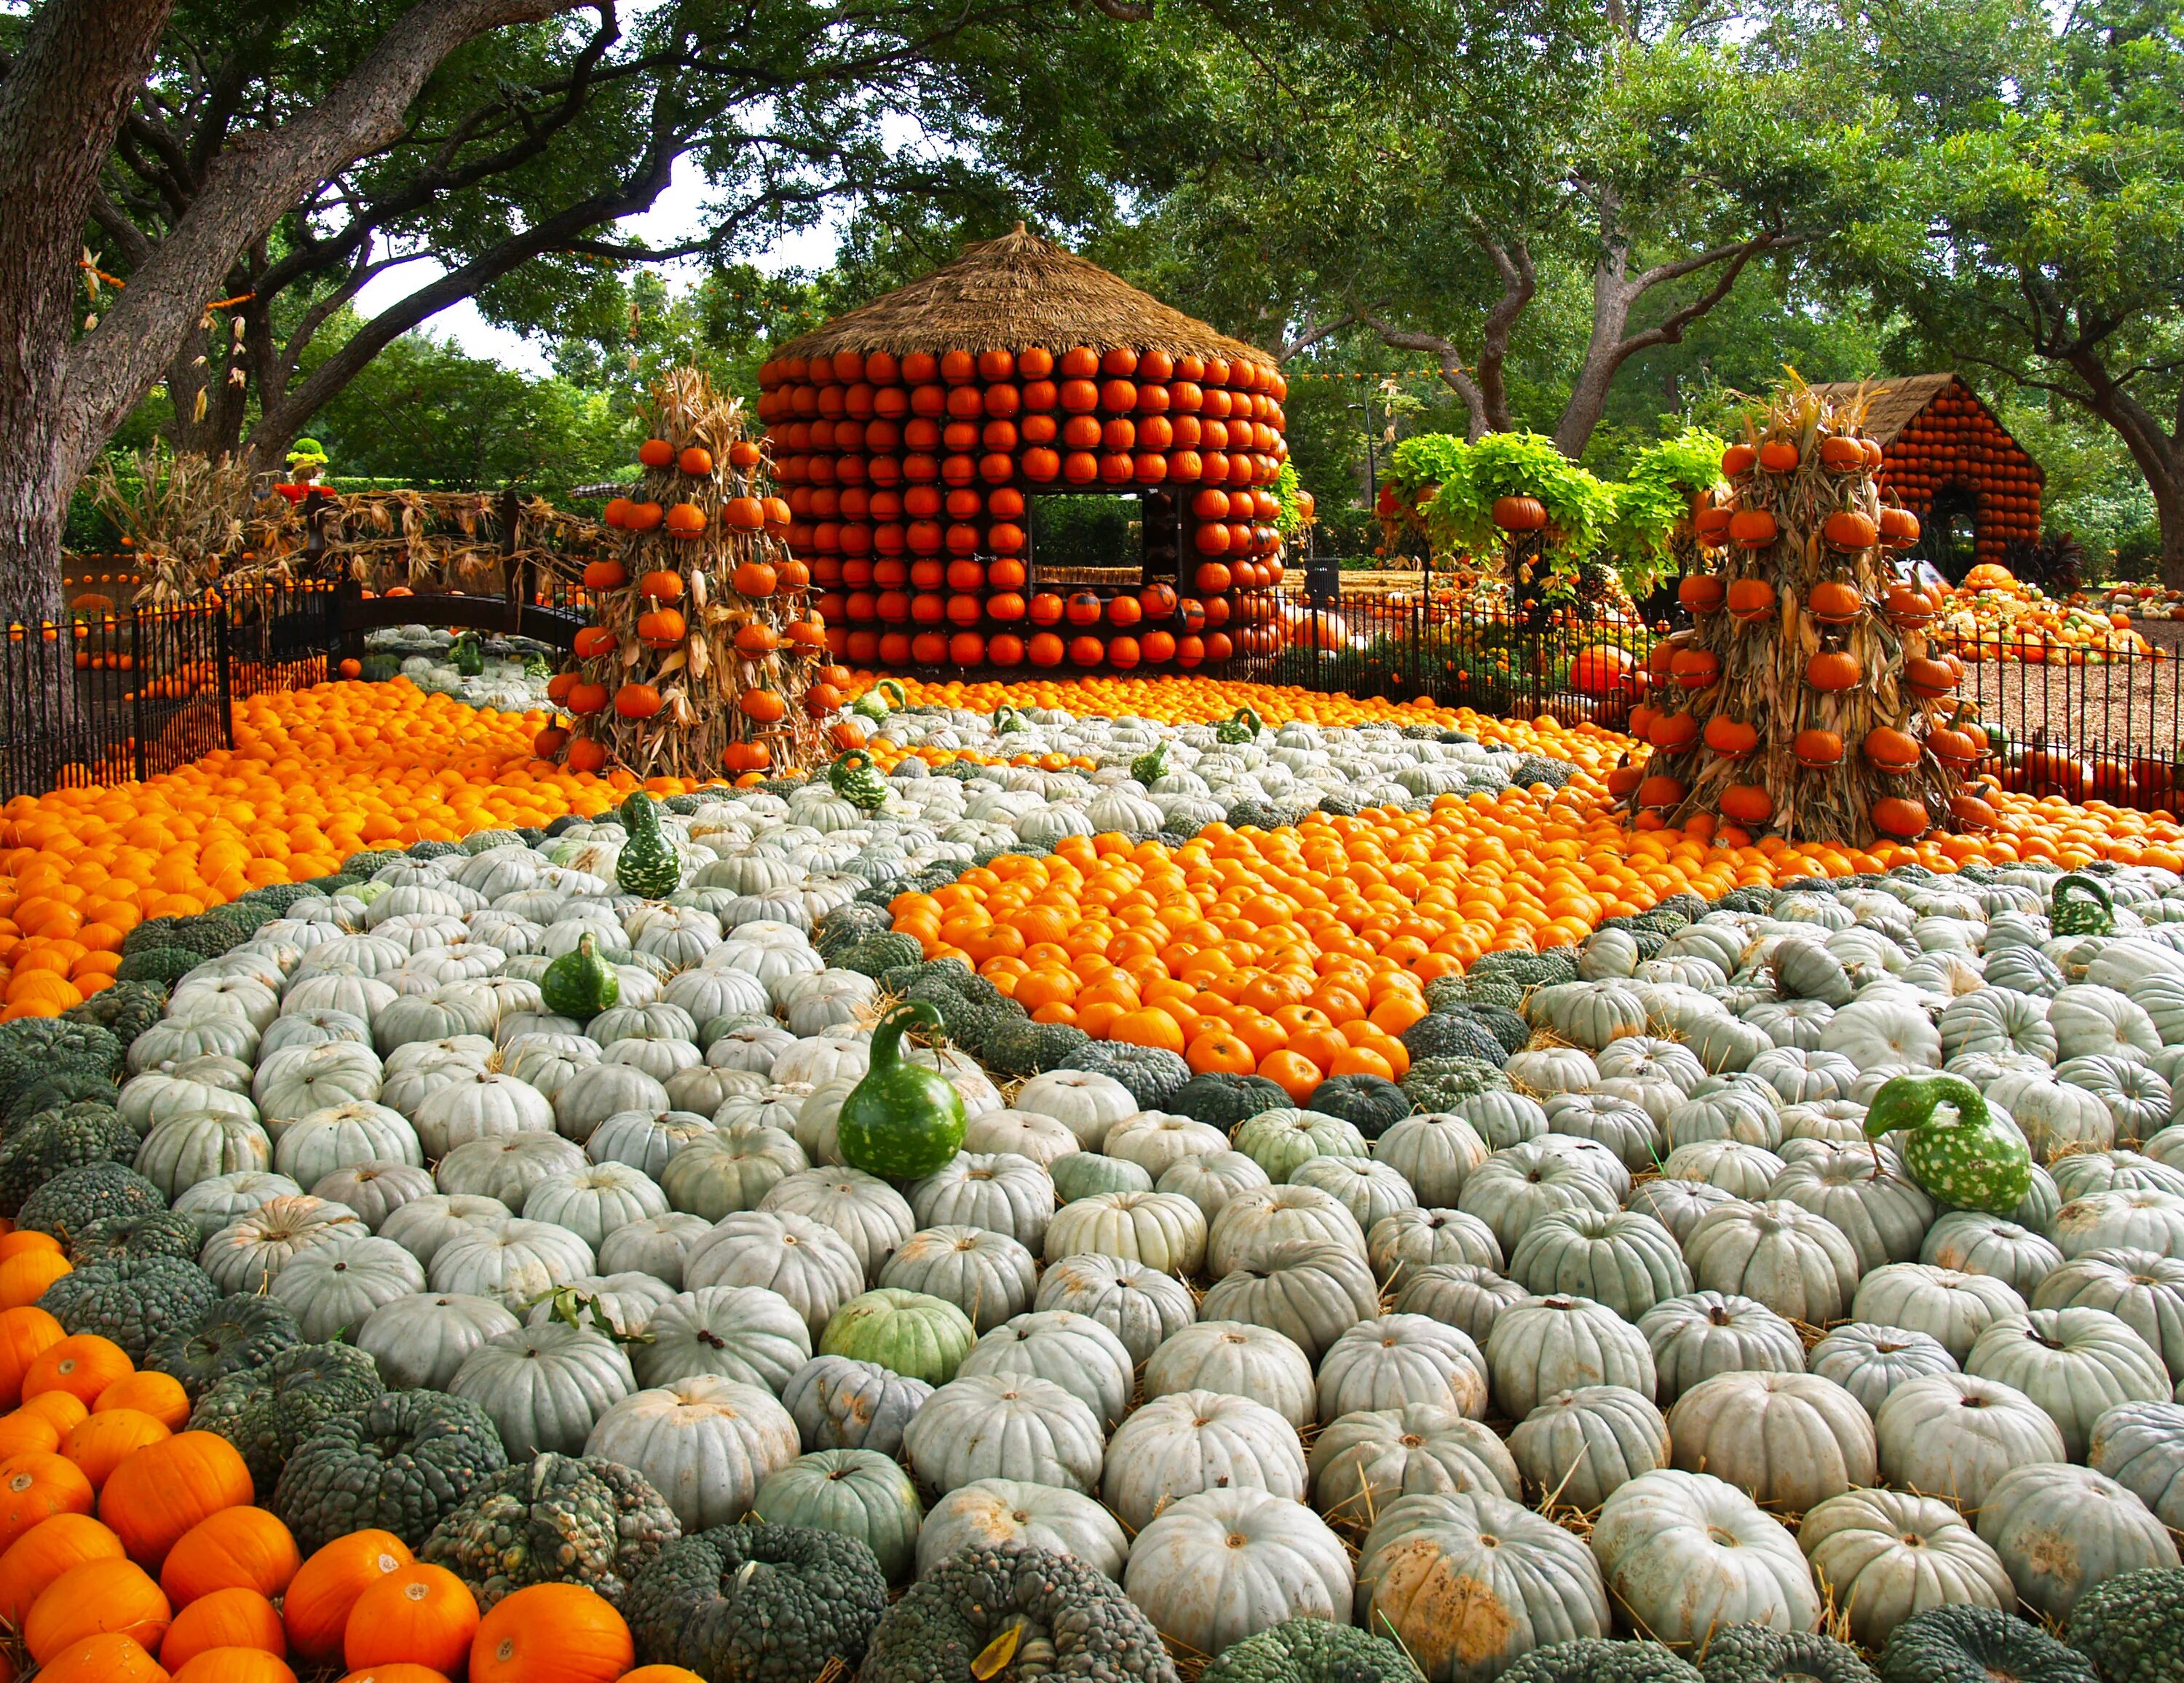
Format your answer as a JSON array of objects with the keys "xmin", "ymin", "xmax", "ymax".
[{"xmin": 352, "ymin": 157, "xmax": 844, "ymax": 376}]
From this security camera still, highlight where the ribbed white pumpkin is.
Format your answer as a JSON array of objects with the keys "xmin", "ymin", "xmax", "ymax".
[
  {"xmin": 1040, "ymin": 1189, "xmax": 1207, "ymax": 1276},
  {"xmin": 1963, "ymin": 1306, "xmax": 2172, "ymax": 1459},
  {"xmin": 427, "ymin": 1217, "xmax": 594, "ymax": 1310},
  {"xmin": 1798, "ymin": 1486, "xmax": 2012, "ymax": 1647},
  {"xmin": 355, "ymin": 1290, "xmax": 521, "ymax": 1389},
  {"xmin": 1315, "ymin": 1314, "xmax": 1489, "ymax": 1422},
  {"xmin": 252, "ymin": 1041, "xmax": 385, "ymax": 1125},
  {"xmin": 135, "ymin": 1112, "xmax": 273, "ymax": 1201},
  {"xmin": 948, "ymin": 1309, "xmax": 1133, "ymax": 1433},
  {"xmin": 1851, "ymin": 1262, "xmax": 2029, "ymax": 1364},
  {"xmin": 1590, "ymin": 1468, "xmax": 1820, "ymax": 1643},
  {"xmin": 1031, "ymin": 1253, "xmax": 1196, "ymax": 1365},
  {"xmin": 902, "ymin": 1371, "xmax": 1106, "ymax": 1497},
  {"xmin": 551, "ymin": 1062, "xmax": 671, "ymax": 1144},
  {"xmin": 1207, "ymin": 1183, "xmax": 1366, "ymax": 1280},
  {"xmin": 273, "ymin": 1101, "xmax": 422, "ymax": 1184},
  {"xmin": 1486, "ymin": 1294, "xmax": 1656, "ymax": 1422},
  {"xmin": 1807, "ymin": 1322, "xmax": 1959, "ymax": 1414},
  {"xmin": 905, "ymin": 1152, "xmax": 1055, "ymax": 1251},
  {"xmin": 1684, "ymin": 1198, "xmax": 1863, "ymax": 1324},
  {"xmin": 683, "ymin": 1208, "xmax": 866, "ymax": 1339},
  {"xmin": 1196, "ymin": 1238, "xmax": 1380, "ymax": 1364},
  {"xmin": 633, "ymin": 1283, "xmax": 813, "ymax": 1391},
  {"xmin": 1310, "ymin": 1403, "xmax": 1523, "ymax": 1524},
  {"xmin": 377, "ymin": 1192, "xmax": 510, "ymax": 1267},
  {"xmin": 435, "ymin": 1130, "xmax": 586, "ymax": 1206},
  {"xmin": 1012, "ymin": 1069, "xmax": 1138, "ymax": 1149},
  {"xmin": 1665, "ymin": 1370, "xmax": 1878, "ymax": 1511},
  {"xmin": 451, "ymin": 1320, "xmax": 634, "ymax": 1458},
  {"xmin": 1976, "ymin": 1461, "xmax": 2180, "ymax": 1620},
  {"xmin": 409, "ymin": 1070, "xmax": 554, "ymax": 1157},
  {"xmin": 596, "ymin": 1211, "xmax": 713, "ymax": 1289},
  {"xmin": 199, "ymin": 1194, "xmax": 366, "ymax": 1292},
  {"xmin": 584, "ymin": 1374, "xmax": 800, "ymax": 1532},
  {"xmin": 1506, "ymin": 1385, "xmax": 1669, "ymax": 1510},
  {"xmin": 760, "ymin": 1168, "xmax": 917, "ymax": 1283},
  {"xmin": 914, "ymin": 1478, "xmax": 1128, "ymax": 1581},
  {"xmin": 1145, "ymin": 1320, "xmax": 1315, "ymax": 1429},
  {"xmin": 1874, "ymin": 1372, "xmax": 2068, "ymax": 1510},
  {"xmin": 1124, "ymin": 1486, "xmax": 1352, "ymax": 1657},
  {"xmin": 960, "ymin": 1108, "xmax": 1080, "ymax": 1168},
  {"xmin": 1102, "ymin": 1387, "xmax": 1308, "ymax": 1535},
  {"xmin": 308, "ymin": 1161, "xmax": 435, "ymax": 1232},
  {"xmin": 521, "ymin": 1161, "xmax": 668, "ymax": 1251},
  {"xmin": 270, "ymin": 1234, "xmax": 428, "ymax": 1340},
  {"xmin": 1372, "ymin": 1114, "xmax": 1489, "ymax": 1206},
  {"xmin": 1355, "ymin": 1490, "xmax": 1610, "ymax": 1679}
]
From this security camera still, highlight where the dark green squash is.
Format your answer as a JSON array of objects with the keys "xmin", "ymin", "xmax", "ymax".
[
  {"xmin": 1303, "ymin": 1072, "xmax": 1412, "ymax": 1141},
  {"xmin": 1168, "ymin": 1073, "xmax": 1292, "ymax": 1131},
  {"xmin": 836, "ymin": 1002, "xmax": 966, "ymax": 1180}
]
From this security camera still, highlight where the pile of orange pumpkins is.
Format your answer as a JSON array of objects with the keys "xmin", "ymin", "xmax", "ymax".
[{"xmin": 758, "ymin": 346, "xmax": 1291, "ymax": 670}]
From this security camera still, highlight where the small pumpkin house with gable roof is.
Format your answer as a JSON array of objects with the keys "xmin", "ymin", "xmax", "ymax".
[
  {"xmin": 1807, "ymin": 375, "xmax": 2043, "ymax": 582},
  {"xmin": 756, "ymin": 225, "xmax": 1291, "ymax": 674}
]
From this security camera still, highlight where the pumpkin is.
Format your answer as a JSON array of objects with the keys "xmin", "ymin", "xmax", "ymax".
[
  {"xmin": 1031, "ymin": 1253, "xmax": 1196, "ymax": 1363},
  {"xmin": 99, "ymin": 1433, "xmax": 251, "ymax": 1571},
  {"xmin": 957, "ymin": 1312, "xmax": 1136, "ymax": 1433},
  {"xmin": 913, "ymin": 1478, "xmax": 1128, "ymax": 1581},
  {"xmin": 1807, "ymin": 1322, "xmax": 1958, "ymax": 1415},
  {"xmin": 1123, "ymin": 1487, "xmax": 1351, "ymax": 1656},
  {"xmin": 1974, "ymin": 1462, "xmax": 2179, "ymax": 1620},
  {"xmin": 283, "ymin": 1529, "xmax": 414, "ymax": 1663},
  {"xmin": 1485, "ymin": 1295, "xmax": 1655, "ymax": 1422},
  {"xmin": 682, "ymin": 1211, "xmax": 866, "ymax": 1342},
  {"xmin": 1589, "ymin": 1468, "xmax": 1819, "ymax": 1644},
  {"xmin": 1664, "ymin": 1370, "xmax": 1877, "ymax": 1511},
  {"xmin": 24, "ymin": 1555, "xmax": 171, "ymax": 1664},
  {"xmin": 1683, "ymin": 1199, "xmax": 1862, "ymax": 1324},
  {"xmin": 448, "ymin": 1324, "xmax": 632, "ymax": 1461},
  {"xmin": 1797, "ymin": 1486, "xmax": 2011, "ymax": 1649},
  {"xmin": 344, "ymin": 1564, "xmax": 480, "ymax": 1675},
  {"xmin": 1962, "ymin": 1306, "xmax": 2170, "ymax": 1460},
  {"xmin": 902, "ymin": 1371, "xmax": 1104, "ymax": 1497},
  {"xmin": 159, "ymin": 1585, "xmax": 285, "ymax": 1669},
  {"xmin": 1637, "ymin": 1291, "xmax": 1806, "ymax": 1401},
  {"xmin": 1355, "ymin": 1490, "xmax": 1609, "ymax": 1677},
  {"xmin": 0, "ymin": 1511, "xmax": 125, "ymax": 1625},
  {"xmin": 1874, "ymin": 1372, "xmax": 2067, "ymax": 1511},
  {"xmin": 159, "ymin": 1505, "xmax": 300, "ymax": 1605},
  {"xmin": 1144, "ymin": 1320, "xmax": 1315, "ymax": 1428},
  {"xmin": 1316, "ymin": 1313, "xmax": 1489, "ymax": 1422},
  {"xmin": 469, "ymin": 1582, "xmax": 633, "ymax": 1683},
  {"xmin": 581, "ymin": 1376, "xmax": 798, "ymax": 1534},
  {"xmin": 1506, "ymin": 1385, "xmax": 1669, "ymax": 1512}
]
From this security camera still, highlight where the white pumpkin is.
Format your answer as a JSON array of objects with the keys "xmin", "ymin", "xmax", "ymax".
[
  {"xmin": 634, "ymin": 1283, "xmax": 813, "ymax": 1391},
  {"xmin": 355, "ymin": 1290, "xmax": 521, "ymax": 1389},
  {"xmin": 134, "ymin": 1112, "xmax": 273, "ymax": 1200},
  {"xmin": 522, "ymin": 1161, "xmax": 670, "ymax": 1251},
  {"xmin": 583, "ymin": 1374, "xmax": 799, "ymax": 1532},
  {"xmin": 684, "ymin": 1208, "xmax": 868, "ymax": 1339},
  {"xmin": 451, "ymin": 1320, "xmax": 635, "ymax": 1459},
  {"xmin": 199, "ymin": 1194, "xmax": 368, "ymax": 1293},
  {"xmin": 903, "ymin": 1371, "xmax": 1106, "ymax": 1497},
  {"xmin": 1144, "ymin": 1320, "xmax": 1315, "ymax": 1429},
  {"xmin": 1011, "ymin": 1070, "xmax": 1138, "ymax": 1149},
  {"xmin": 1124, "ymin": 1486, "xmax": 1352, "ymax": 1656},
  {"xmin": 1589, "ymin": 1468, "xmax": 1820, "ymax": 1642},
  {"xmin": 270, "ymin": 1234, "xmax": 429, "ymax": 1340},
  {"xmin": 427, "ymin": 1216, "xmax": 595, "ymax": 1310},
  {"xmin": 1101, "ymin": 1388, "xmax": 1307, "ymax": 1532}
]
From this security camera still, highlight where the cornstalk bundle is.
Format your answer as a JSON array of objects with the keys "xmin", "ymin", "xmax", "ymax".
[
  {"xmin": 90, "ymin": 448, "xmax": 261, "ymax": 608},
  {"xmin": 231, "ymin": 489, "xmax": 609, "ymax": 596},
  {"xmin": 550, "ymin": 368, "xmax": 828, "ymax": 783},
  {"xmin": 1622, "ymin": 383, "xmax": 1977, "ymax": 847}
]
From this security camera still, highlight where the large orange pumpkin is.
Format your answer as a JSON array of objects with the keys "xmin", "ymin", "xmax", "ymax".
[
  {"xmin": 93, "ymin": 1373, "xmax": 189, "ymax": 1432},
  {"xmin": 159, "ymin": 1585, "xmax": 286, "ymax": 1669},
  {"xmin": 63, "ymin": 1407, "xmax": 170, "ymax": 1489},
  {"xmin": 468, "ymin": 1583, "xmax": 633, "ymax": 1683},
  {"xmin": 25, "ymin": 1555, "xmax": 171, "ymax": 1663},
  {"xmin": 0, "ymin": 1305, "xmax": 61, "ymax": 1410},
  {"xmin": 0, "ymin": 1510, "xmax": 125, "ymax": 1624},
  {"xmin": 161, "ymin": 1505, "xmax": 301, "ymax": 1604},
  {"xmin": 0, "ymin": 1248, "xmax": 66, "ymax": 1310},
  {"xmin": 344, "ymin": 1565, "xmax": 478, "ymax": 1676},
  {"xmin": 283, "ymin": 1531, "xmax": 412, "ymax": 1664},
  {"xmin": 100, "ymin": 1432, "xmax": 252, "ymax": 1570}
]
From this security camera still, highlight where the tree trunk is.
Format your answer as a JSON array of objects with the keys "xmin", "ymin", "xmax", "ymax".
[{"xmin": 2159, "ymin": 491, "xmax": 2184, "ymax": 592}]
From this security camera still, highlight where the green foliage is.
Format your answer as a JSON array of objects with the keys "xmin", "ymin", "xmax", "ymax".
[{"xmin": 1607, "ymin": 429, "xmax": 1730, "ymax": 590}]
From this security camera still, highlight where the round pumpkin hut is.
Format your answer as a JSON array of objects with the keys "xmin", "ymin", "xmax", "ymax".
[{"xmin": 759, "ymin": 225, "xmax": 1291, "ymax": 673}]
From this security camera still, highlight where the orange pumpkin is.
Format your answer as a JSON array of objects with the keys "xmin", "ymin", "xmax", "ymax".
[
  {"xmin": 612, "ymin": 683, "xmax": 663, "ymax": 719},
  {"xmin": 580, "ymin": 558, "xmax": 627, "ymax": 592},
  {"xmin": 93, "ymin": 1373, "xmax": 189, "ymax": 1432},
  {"xmin": 1821, "ymin": 510, "xmax": 1879, "ymax": 551},
  {"xmin": 1756, "ymin": 438, "xmax": 1801, "ymax": 472},
  {"xmin": 0, "ymin": 1511, "xmax": 125, "ymax": 1625},
  {"xmin": 1792, "ymin": 729, "xmax": 1845, "ymax": 768},
  {"xmin": 23, "ymin": 1334, "xmax": 131, "ymax": 1406},
  {"xmin": 1863, "ymin": 727, "xmax": 1921, "ymax": 774},
  {"xmin": 637, "ymin": 439, "xmax": 674, "ymax": 468},
  {"xmin": 63, "ymin": 1407, "xmax": 170, "ymax": 1489},
  {"xmin": 571, "ymin": 625, "xmax": 617, "ymax": 660},
  {"xmin": 1805, "ymin": 650, "xmax": 1861, "ymax": 692},
  {"xmin": 0, "ymin": 1450, "xmax": 92, "ymax": 1551},
  {"xmin": 1703, "ymin": 716, "xmax": 1758, "ymax": 756},
  {"xmin": 99, "ymin": 1432, "xmax": 252, "ymax": 1571},
  {"xmin": 738, "ymin": 687, "xmax": 786, "ymax": 723},
  {"xmin": 30, "ymin": 1633, "xmax": 167, "ymax": 1683},
  {"xmin": 161, "ymin": 1506, "xmax": 301, "ymax": 1604},
  {"xmin": 1872, "ymin": 796, "xmax": 1930, "ymax": 839},
  {"xmin": 170, "ymin": 1651, "xmax": 296, "ymax": 1683},
  {"xmin": 637, "ymin": 569, "xmax": 684, "ymax": 601},
  {"xmin": 1676, "ymin": 575, "xmax": 1725, "ymax": 614},
  {"xmin": 1806, "ymin": 579, "xmax": 1865, "ymax": 623},
  {"xmin": 0, "ymin": 1410, "xmax": 60, "ymax": 1458},
  {"xmin": 732, "ymin": 561, "xmax": 779, "ymax": 598},
  {"xmin": 1490, "ymin": 495, "xmax": 1547, "ymax": 533},
  {"xmin": 1818, "ymin": 435, "xmax": 1867, "ymax": 471},
  {"xmin": 662, "ymin": 504, "xmax": 706, "ymax": 537},
  {"xmin": 283, "ymin": 1532, "xmax": 413, "ymax": 1664},
  {"xmin": 1637, "ymin": 775, "xmax": 1688, "ymax": 810},
  {"xmin": 25, "ymin": 1555, "xmax": 170, "ymax": 1663},
  {"xmin": 617, "ymin": 1670, "xmax": 709, "ymax": 1683},
  {"xmin": 159, "ymin": 1585, "xmax": 286, "ymax": 1669},
  {"xmin": 1720, "ymin": 443, "xmax": 1757, "ymax": 475},
  {"xmin": 1719, "ymin": 784, "xmax": 1775, "ymax": 826},
  {"xmin": 0, "ymin": 1249, "xmax": 71, "ymax": 1310},
  {"xmin": 1725, "ymin": 578, "xmax": 1776, "ymax": 622},
  {"xmin": 333, "ymin": 1668, "xmax": 448, "ymax": 1683},
  {"xmin": 468, "ymin": 1583, "xmax": 633, "ymax": 1683},
  {"xmin": 343, "ymin": 1565, "xmax": 478, "ymax": 1676},
  {"xmin": 1727, "ymin": 510, "xmax": 1778, "ymax": 549},
  {"xmin": 1904, "ymin": 657, "xmax": 1958, "ymax": 700},
  {"xmin": 17, "ymin": 1391, "xmax": 87, "ymax": 1434}
]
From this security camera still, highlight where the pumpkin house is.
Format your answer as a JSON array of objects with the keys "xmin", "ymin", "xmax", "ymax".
[
  {"xmin": 759, "ymin": 225, "xmax": 1290, "ymax": 673},
  {"xmin": 1807, "ymin": 376, "xmax": 2043, "ymax": 580}
]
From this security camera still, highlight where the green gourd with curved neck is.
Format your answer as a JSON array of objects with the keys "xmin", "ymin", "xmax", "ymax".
[
  {"xmin": 829, "ymin": 751, "xmax": 889, "ymax": 811},
  {"xmin": 836, "ymin": 1001, "xmax": 966, "ymax": 1179},
  {"xmin": 541, "ymin": 931, "xmax": 620, "ymax": 1019},
  {"xmin": 1216, "ymin": 706, "xmax": 1263, "ymax": 743},
  {"xmin": 1130, "ymin": 741, "xmax": 1169, "ymax": 786},
  {"xmin": 1866, "ymin": 1072, "xmax": 2031, "ymax": 1214},
  {"xmin": 614, "ymin": 791, "xmax": 681, "ymax": 899}
]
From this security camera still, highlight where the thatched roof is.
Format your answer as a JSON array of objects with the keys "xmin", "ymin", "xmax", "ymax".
[
  {"xmin": 777, "ymin": 224, "xmax": 1277, "ymax": 369},
  {"xmin": 1806, "ymin": 374, "xmax": 1965, "ymax": 444}
]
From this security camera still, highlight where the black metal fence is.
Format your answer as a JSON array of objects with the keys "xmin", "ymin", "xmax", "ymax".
[{"xmin": 14, "ymin": 558, "xmax": 2184, "ymax": 815}]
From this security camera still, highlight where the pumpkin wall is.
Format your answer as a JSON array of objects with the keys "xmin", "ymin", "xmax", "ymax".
[
  {"xmin": 1811, "ymin": 377, "xmax": 2043, "ymax": 576},
  {"xmin": 758, "ymin": 346, "xmax": 1290, "ymax": 673}
]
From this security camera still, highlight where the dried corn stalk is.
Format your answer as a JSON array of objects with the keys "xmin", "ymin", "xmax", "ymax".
[
  {"xmin": 1624, "ymin": 379, "xmax": 1968, "ymax": 847},
  {"xmin": 556, "ymin": 366, "xmax": 822, "ymax": 782}
]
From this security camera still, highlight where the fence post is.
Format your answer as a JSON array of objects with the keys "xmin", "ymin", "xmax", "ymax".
[
  {"xmin": 215, "ymin": 604, "xmax": 234, "ymax": 752},
  {"xmin": 130, "ymin": 613, "xmax": 146, "ymax": 783}
]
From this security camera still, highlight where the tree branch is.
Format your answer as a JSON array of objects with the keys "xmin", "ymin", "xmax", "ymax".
[
  {"xmin": 1356, "ymin": 309, "xmax": 1493, "ymax": 439},
  {"xmin": 60, "ymin": 0, "xmax": 600, "ymax": 483}
]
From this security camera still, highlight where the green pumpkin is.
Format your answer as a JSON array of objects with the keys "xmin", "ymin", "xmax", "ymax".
[
  {"xmin": 2051, "ymin": 873, "xmax": 2116, "ymax": 937},
  {"xmin": 359, "ymin": 654, "xmax": 400, "ymax": 683},
  {"xmin": 1866, "ymin": 1072, "xmax": 2033, "ymax": 1215},
  {"xmin": 829, "ymin": 751, "xmax": 890, "ymax": 812},
  {"xmin": 820, "ymin": 1287, "xmax": 975, "ymax": 1386},
  {"xmin": 836, "ymin": 1001, "xmax": 966, "ymax": 1180},
  {"xmin": 614, "ymin": 791, "xmax": 681, "ymax": 899},
  {"xmin": 1216, "ymin": 705, "xmax": 1264, "ymax": 744},
  {"xmin": 1130, "ymin": 742, "xmax": 1169, "ymax": 786},
  {"xmin": 541, "ymin": 931, "xmax": 620, "ymax": 1018}
]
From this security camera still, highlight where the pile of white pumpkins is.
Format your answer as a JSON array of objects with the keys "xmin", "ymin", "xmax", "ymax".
[{"xmin": 100, "ymin": 713, "xmax": 2184, "ymax": 1678}]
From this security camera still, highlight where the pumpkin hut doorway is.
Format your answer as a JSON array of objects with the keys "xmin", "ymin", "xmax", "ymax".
[
  {"xmin": 1807, "ymin": 376, "xmax": 2043, "ymax": 583},
  {"xmin": 759, "ymin": 225, "xmax": 1291, "ymax": 674}
]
